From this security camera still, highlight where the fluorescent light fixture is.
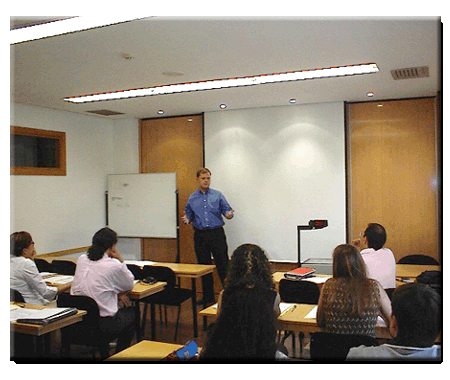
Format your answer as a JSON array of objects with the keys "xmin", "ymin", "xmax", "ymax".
[
  {"xmin": 65, "ymin": 63, "xmax": 379, "ymax": 104},
  {"xmin": 10, "ymin": 16, "xmax": 149, "ymax": 44}
]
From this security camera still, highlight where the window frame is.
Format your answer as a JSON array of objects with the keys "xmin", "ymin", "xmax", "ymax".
[{"xmin": 10, "ymin": 126, "xmax": 67, "ymax": 176}]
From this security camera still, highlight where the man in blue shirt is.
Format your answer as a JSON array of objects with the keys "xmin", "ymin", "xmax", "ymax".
[{"xmin": 182, "ymin": 168, "xmax": 234, "ymax": 304}]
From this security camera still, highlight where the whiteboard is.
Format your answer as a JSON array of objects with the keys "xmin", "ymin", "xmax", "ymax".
[
  {"xmin": 205, "ymin": 102, "xmax": 346, "ymax": 262},
  {"xmin": 107, "ymin": 173, "xmax": 177, "ymax": 238}
]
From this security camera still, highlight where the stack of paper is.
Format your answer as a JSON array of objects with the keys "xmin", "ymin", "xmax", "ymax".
[{"xmin": 10, "ymin": 307, "xmax": 77, "ymax": 324}]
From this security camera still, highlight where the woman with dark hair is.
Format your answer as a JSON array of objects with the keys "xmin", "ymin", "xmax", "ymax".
[
  {"xmin": 10, "ymin": 231, "xmax": 70, "ymax": 305},
  {"xmin": 200, "ymin": 244, "xmax": 288, "ymax": 360},
  {"xmin": 217, "ymin": 243, "xmax": 280, "ymax": 316},
  {"xmin": 317, "ymin": 244, "xmax": 391, "ymax": 336},
  {"xmin": 71, "ymin": 227, "xmax": 135, "ymax": 353}
]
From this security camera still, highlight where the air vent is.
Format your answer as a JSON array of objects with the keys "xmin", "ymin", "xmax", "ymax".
[
  {"xmin": 86, "ymin": 109, "xmax": 125, "ymax": 116},
  {"xmin": 391, "ymin": 66, "xmax": 429, "ymax": 80}
]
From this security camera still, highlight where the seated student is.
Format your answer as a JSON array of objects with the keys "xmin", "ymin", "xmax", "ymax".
[
  {"xmin": 10, "ymin": 231, "xmax": 70, "ymax": 305},
  {"xmin": 347, "ymin": 283, "xmax": 441, "ymax": 361},
  {"xmin": 317, "ymin": 244, "xmax": 391, "ymax": 337},
  {"xmin": 200, "ymin": 244, "xmax": 288, "ymax": 361},
  {"xmin": 70, "ymin": 227, "xmax": 135, "ymax": 353},
  {"xmin": 352, "ymin": 223, "xmax": 396, "ymax": 289},
  {"xmin": 216, "ymin": 243, "xmax": 281, "ymax": 317}
]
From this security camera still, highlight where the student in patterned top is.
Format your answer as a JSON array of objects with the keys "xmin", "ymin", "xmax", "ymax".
[{"xmin": 317, "ymin": 244, "xmax": 391, "ymax": 337}]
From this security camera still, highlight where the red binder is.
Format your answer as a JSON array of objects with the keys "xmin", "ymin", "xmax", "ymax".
[{"xmin": 284, "ymin": 267, "xmax": 316, "ymax": 280}]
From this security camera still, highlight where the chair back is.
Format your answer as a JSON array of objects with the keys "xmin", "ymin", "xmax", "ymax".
[
  {"xmin": 279, "ymin": 278, "xmax": 320, "ymax": 304},
  {"xmin": 397, "ymin": 255, "xmax": 439, "ymax": 265},
  {"xmin": 126, "ymin": 264, "xmax": 144, "ymax": 280},
  {"xmin": 142, "ymin": 265, "xmax": 176, "ymax": 288},
  {"xmin": 51, "ymin": 259, "xmax": 77, "ymax": 275},
  {"xmin": 34, "ymin": 258, "xmax": 51, "ymax": 273},
  {"xmin": 57, "ymin": 292, "xmax": 100, "ymax": 328},
  {"xmin": 385, "ymin": 288, "xmax": 395, "ymax": 300},
  {"xmin": 310, "ymin": 332, "xmax": 379, "ymax": 361},
  {"xmin": 10, "ymin": 289, "xmax": 25, "ymax": 303}
]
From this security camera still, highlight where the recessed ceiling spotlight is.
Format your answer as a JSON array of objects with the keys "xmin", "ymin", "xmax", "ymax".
[
  {"xmin": 377, "ymin": 104, "xmax": 383, "ymax": 107},
  {"xmin": 187, "ymin": 118, "xmax": 193, "ymax": 122},
  {"xmin": 289, "ymin": 98, "xmax": 297, "ymax": 104},
  {"xmin": 366, "ymin": 91, "xmax": 375, "ymax": 97},
  {"xmin": 219, "ymin": 104, "xmax": 227, "ymax": 109},
  {"xmin": 157, "ymin": 110, "xmax": 164, "ymax": 114},
  {"xmin": 65, "ymin": 63, "xmax": 379, "ymax": 103}
]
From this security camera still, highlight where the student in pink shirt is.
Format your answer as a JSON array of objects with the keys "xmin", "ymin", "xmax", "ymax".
[
  {"xmin": 71, "ymin": 227, "xmax": 135, "ymax": 353},
  {"xmin": 352, "ymin": 223, "xmax": 396, "ymax": 290}
]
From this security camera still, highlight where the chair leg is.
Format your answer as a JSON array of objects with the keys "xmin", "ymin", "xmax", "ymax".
[
  {"xmin": 141, "ymin": 303, "xmax": 148, "ymax": 336},
  {"xmin": 174, "ymin": 306, "xmax": 182, "ymax": 341}
]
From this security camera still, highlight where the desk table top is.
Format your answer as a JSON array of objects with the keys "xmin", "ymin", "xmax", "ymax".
[
  {"xmin": 106, "ymin": 340, "xmax": 183, "ymax": 361},
  {"xmin": 10, "ymin": 303, "xmax": 86, "ymax": 337}
]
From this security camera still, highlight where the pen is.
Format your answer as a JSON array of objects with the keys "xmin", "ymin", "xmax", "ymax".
[{"xmin": 290, "ymin": 305, "xmax": 297, "ymax": 313}]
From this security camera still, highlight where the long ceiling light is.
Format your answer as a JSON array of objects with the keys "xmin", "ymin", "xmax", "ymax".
[
  {"xmin": 10, "ymin": 16, "xmax": 149, "ymax": 44},
  {"xmin": 65, "ymin": 63, "xmax": 379, "ymax": 104}
]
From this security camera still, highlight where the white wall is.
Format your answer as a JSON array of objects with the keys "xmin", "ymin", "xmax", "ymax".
[
  {"xmin": 10, "ymin": 102, "xmax": 141, "ymax": 259},
  {"xmin": 205, "ymin": 102, "xmax": 347, "ymax": 262}
]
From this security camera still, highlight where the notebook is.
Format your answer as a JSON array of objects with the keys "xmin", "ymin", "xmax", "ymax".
[{"xmin": 284, "ymin": 267, "xmax": 316, "ymax": 280}]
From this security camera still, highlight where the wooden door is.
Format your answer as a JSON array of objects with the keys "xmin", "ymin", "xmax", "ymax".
[
  {"xmin": 347, "ymin": 98, "xmax": 440, "ymax": 263},
  {"xmin": 140, "ymin": 114, "xmax": 204, "ymax": 264}
]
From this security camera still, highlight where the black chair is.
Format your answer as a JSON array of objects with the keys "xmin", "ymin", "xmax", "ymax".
[
  {"xmin": 140, "ymin": 265, "xmax": 192, "ymax": 341},
  {"xmin": 51, "ymin": 260, "xmax": 77, "ymax": 275},
  {"xmin": 126, "ymin": 264, "xmax": 144, "ymax": 280},
  {"xmin": 310, "ymin": 332, "xmax": 379, "ymax": 361},
  {"xmin": 385, "ymin": 288, "xmax": 395, "ymax": 300},
  {"xmin": 397, "ymin": 255, "xmax": 439, "ymax": 265},
  {"xmin": 34, "ymin": 258, "xmax": 52, "ymax": 273},
  {"xmin": 10, "ymin": 289, "xmax": 25, "ymax": 303},
  {"xmin": 278, "ymin": 279, "xmax": 321, "ymax": 356},
  {"xmin": 57, "ymin": 292, "xmax": 118, "ymax": 360}
]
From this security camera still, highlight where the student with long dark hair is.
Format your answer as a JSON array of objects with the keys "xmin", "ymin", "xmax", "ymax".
[
  {"xmin": 200, "ymin": 244, "xmax": 287, "ymax": 360},
  {"xmin": 10, "ymin": 231, "xmax": 70, "ymax": 305},
  {"xmin": 71, "ymin": 227, "xmax": 135, "ymax": 353},
  {"xmin": 317, "ymin": 244, "xmax": 391, "ymax": 336}
]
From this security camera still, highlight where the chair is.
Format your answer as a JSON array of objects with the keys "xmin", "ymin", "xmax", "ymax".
[
  {"xmin": 34, "ymin": 258, "xmax": 52, "ymax": 273},
  {"xmin": 51, "ymin": 259, "xmax": 77, "ymax": 275},
  {"xmin": 385, "ymin": 288, "xmax": 395, "ymax": 300},
  {"xmin": 278, "ymin": 279, "xmax": 321, "ymax": 356},
  {"xmin": 10, "ymin": 289, "xmax": 25, "ymax": 303},
  {"xmin": 397, "ymin": 255, "xmax": 439, "ymax": 265},
  {"xmin": 57, "ymin": 292, "xmax": 118, "ymax": 359},
  {"xmin": 140, "ymin": 265, "xmax": 192, "ymax": 341},
  {"xmin": 126, "ymin": 264, "xmax": 144, "ymax": 280},
  {"xmin": 310, "ymin": 332, "xmax": 379, "ymax": 361}
]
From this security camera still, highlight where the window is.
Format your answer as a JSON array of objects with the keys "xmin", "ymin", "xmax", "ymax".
[{"xmin": 10, "ymin": 126, "xmax": 66, "ymax": 176}]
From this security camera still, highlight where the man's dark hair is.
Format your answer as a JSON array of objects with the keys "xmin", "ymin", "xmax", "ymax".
[
  {"xmin": 364, "ymin": 223, "xmax": 386, "ymax": 250},
  {"xmin": 391, "ymin": 283, "xmax": 441, "ymax": 347},
  {"xmin": 87, "ymin": 227, "xmax": 118, "ymax": 261},
  {"xmin": 196, "ymin": 168, "xmax": 211, "ymax": 177}
]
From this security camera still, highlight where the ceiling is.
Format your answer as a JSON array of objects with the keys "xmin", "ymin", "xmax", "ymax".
[{"xmin": 10, "ymin": 16, "xmax": 441, "ymax": 120}]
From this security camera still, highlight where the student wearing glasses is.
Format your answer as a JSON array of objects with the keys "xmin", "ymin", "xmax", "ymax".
[{"xmin": 10, "ymin": 231, "xmax": 70, "ymax": 305}]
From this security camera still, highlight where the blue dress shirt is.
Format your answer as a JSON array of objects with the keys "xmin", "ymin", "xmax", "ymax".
[{"xmin": 185, "ymin": 188, "xmax": 233, "ymax": 230}]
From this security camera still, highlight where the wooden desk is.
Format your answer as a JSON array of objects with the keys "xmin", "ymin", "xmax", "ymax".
[
  {"xmin": 105, "ymin": 340, "xmax": 183, "ymax": 361},
  {"xmin": 128, "ymin": 281, "xmax": 166, "ymax": 341},
  {"xmin": 36, "ymin": 256, "xmax": 216, "ymax": 337},
  {"xmin": 199, "ymin": 303, "xmax": 391, "ymax": 340},
  {"xmin": 10, "ymin": 303, "xmax": 87, "ymax": 358},
  {"xmin": 396, "ymin": 264, "xmax": 440, "ymax": 279}
]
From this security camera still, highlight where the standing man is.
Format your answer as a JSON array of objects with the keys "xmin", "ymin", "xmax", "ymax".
[{"xmin": 182, "ymin": 168, "xmax": 234, "ymax": 304}]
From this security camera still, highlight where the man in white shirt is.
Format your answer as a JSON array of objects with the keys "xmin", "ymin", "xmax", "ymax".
[
  {"xmin": 352, "ymin": 223, "xmax": 396, "ymax": 289},
  {"xmin": 71, "ymin": 228, "xmax": 135, "ymax": 353}
]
